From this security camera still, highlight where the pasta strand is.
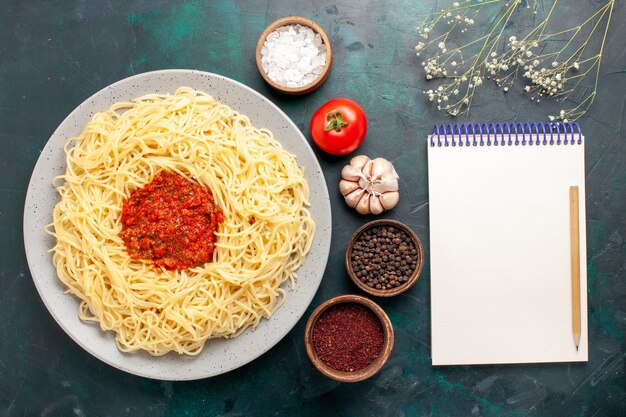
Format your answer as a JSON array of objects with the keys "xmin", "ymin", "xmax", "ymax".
[{"xmin": 48, "ymin": 87, "xmax": 315, "ymax": 356}]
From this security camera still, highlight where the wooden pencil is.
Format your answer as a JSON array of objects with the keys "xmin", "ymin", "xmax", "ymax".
[{"xmin": 570, "ymin": 186, "xmax": 581, "ymax": 351}]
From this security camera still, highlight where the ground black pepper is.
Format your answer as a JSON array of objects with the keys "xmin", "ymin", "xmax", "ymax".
[
  {"xmin": 312, "ymin": 303, "xmax": 384, "ymax": 372},
  {"xmin": 350, "ymin": 225, "xmax": 418, "ymax": 290}
]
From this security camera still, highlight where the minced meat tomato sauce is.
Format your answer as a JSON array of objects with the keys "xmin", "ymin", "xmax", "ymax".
[{"xmin": 119, "ymin": 171, "xmax": 223, "ymax": 270}]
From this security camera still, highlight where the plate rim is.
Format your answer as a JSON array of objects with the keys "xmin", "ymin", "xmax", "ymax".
[{"xmin": 23, "ymin": 69, "xmax": 331, "ymax": 380}]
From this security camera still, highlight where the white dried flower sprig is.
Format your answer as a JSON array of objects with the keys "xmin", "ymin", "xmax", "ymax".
[{"xmin": 415, "ymin": 0, "xmax": 615, "ymax": 121}]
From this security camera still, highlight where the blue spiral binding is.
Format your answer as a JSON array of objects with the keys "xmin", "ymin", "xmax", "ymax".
[
  {"xmin": 524, "ymin": 123, "xmax": 533, "ymax": 145},
  {"xmin": 459, "ymin": 124, "xmax": 468, "ymax": 146},
  {"xmin": 469, "ymin": 124, "xmax": 477, "ymax": 146},
  {"xmin": 553, "ymin": 123, "xmax": 560, "ymax": 145},
  {"xmin": 429, "ymin": 122, "xmax": 583, "ymax": 147},
  {"xmin": 536, "ymin": 123, "xmax": 546, "ymax": 145},
  {"xmin": 543, "ymin": 123, "xmax": 554, "ymax": 145}
]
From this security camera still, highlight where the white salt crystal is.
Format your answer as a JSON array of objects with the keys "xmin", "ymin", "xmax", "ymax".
[
  {"xmin": 261, "ymin": 24, "xmax": 327, "ymax": 88},
  {"xmin": 311, "ymin": 54, "xmax": 324, "ymax": 67}
]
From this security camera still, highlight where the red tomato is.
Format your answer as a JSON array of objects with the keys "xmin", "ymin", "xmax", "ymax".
[{"xmin": 310, "ymin": 98, "xmax": 367, "ymax": 155}]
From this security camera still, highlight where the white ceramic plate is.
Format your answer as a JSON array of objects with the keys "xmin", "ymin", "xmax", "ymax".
[{"xmin": 23, "ymin": 70, "xmax": 331, "ymax": 380}]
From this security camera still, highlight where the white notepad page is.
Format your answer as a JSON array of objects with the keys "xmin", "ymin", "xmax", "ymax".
[{"xmin": 428, "ymin": 134, "xmax": 588, "ymax": 365}]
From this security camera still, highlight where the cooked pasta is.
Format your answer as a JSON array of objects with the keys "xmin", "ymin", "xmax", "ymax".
[{"xmin": 47, "ymin": 87, "xmax": 315, "ymax": 355}]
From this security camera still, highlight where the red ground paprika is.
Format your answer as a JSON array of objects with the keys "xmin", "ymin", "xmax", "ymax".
[{"xmin": 312, "ymin": 303, "xmax": 384, "ymax": 372}]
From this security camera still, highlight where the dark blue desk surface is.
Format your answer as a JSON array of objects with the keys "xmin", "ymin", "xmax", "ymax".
[{"xmin": 1, "ymin": 1, "xmax": 624, "ymax": 416}]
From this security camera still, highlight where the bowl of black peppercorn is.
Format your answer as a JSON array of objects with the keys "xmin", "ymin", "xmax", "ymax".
[{"xmin": 346, "ymin": 219, "xmax": 424, "ymax": 297}]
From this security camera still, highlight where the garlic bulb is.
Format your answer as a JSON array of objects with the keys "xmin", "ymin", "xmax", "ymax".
[{"xmin": 339, "ymin": 155, "xmax": 400, "ymax": 215}]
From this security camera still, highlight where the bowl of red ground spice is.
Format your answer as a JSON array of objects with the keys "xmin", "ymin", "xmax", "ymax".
[
  {"xmin": 346, "ymin": 219, "xmax": 424, "ymax": 297},
  {"xmin": 304, "ymin": 294, "xmax": 394, "ymax": 382}
]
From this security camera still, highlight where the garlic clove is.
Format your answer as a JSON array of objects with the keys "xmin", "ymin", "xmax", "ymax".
[
  {"xmin": 362, "ymin": 158, "xmax": 374, "ymax": 177},
  {"xmin": 349, "ymin": 155, "xmax": 370, "ymax": 171},
  {"xmin": 391, "ymin": 165, "xmax": 399, "ymax": 179},
  {"xmin": 356, "ymin": 193, "xmax": 371, "ymax": 214},
  {"xmin": 357, "ymin": 159, "xmax": 375, "ymax": 190},
  {"xmin": 339, "ymin": 179, "xmax": 360, "ymax": 196},
  {"xmin": 344, "ymin": 188, "xmax": 366, "ymax": 208},
  {"xmin": 358, "ymin": 175, "xmax": 369, "ymax": 190},
  {"xmin": 370, "ymin": 195, "xmax": 384, "ymax": 215},
  {"xmin": 341, "ymin": 164, "xmax": 364, "ymax": 182},
  {"xmin": 370, "ymin": 177, "xmax": 399, "ymax": 194},
  {"xmin": 380, "ymin": 191, "xmax": 400, "ymax": 210},
  {"xmin": 370, "ymin": 157, "xmax": 396, "ymax": 179}
]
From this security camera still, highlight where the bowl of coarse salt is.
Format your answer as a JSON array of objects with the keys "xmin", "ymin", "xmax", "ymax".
[{"xmin": 256, "ymin": 16, "xmax": 332, "ymax": 95}]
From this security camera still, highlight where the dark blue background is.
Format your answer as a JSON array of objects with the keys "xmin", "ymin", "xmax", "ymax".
[{"xmin": 1, "ymin": 1, "xmax": 624, "ymax": 416}]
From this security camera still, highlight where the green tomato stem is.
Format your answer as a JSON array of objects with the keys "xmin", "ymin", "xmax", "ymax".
[{"xmin": 324, "ymin": 110, "xmax": 349, "ymax": 132}]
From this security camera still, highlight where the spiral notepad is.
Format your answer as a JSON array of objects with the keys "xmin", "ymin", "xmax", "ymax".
[{"xmin": 428, "ymin": 123, "xmax": 588, "ymax": 365}]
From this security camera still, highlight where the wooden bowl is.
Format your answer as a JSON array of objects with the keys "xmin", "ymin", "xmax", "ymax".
[
  {"xmin": 304, "ymin": 294, "xmax": 394, "ymax": 382},
  {"xmin": 345, "ymin": 219, "xmax": 424, "ymax": 297},
  {"xmin": 256, "ymin": 16, "xmax": 333, "ymax": 95}
]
